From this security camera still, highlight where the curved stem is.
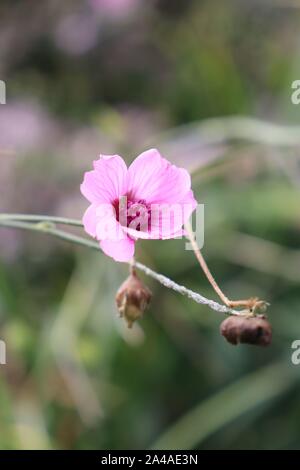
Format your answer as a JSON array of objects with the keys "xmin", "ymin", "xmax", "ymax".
[
  {"xmin": 0, "ymin": 213, "xmax": 240, "ymax": 316},
  {"xmin": 0, "ymin": 213, "xmax": 83, "ymax": 227},
  {"xmin": 184, "ymin": 220, "xmax": 268, "ymax": 313},
  {"xmin": 134, "ymin": 261, "xmax": 238, "ymax": 316},
  {"xmin": 0, "ymin": 219, "xmax": 97, "ymax": 250},
  {"xmin": 185, "ymin": 220, "xmax": 230, "ymax": 305}
]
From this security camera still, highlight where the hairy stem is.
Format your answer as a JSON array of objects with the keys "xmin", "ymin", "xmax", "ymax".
[
  {"xmin": 0, "ymin": 213, "xmax": 83, "ymax": 227},
  {"xmin": 0, "ymin": 213, "xmax": 240, "ymax": 316},
  {"xmin": 0, "ymin": 219, "xmax": 97, "ymax": 250},
  {"xmin": 185, "ymin": 220, "xmax": 230, "ymax": 306},
  {"xmin": 184, "ymin": 220, "xmax": 267, "ymax": 312}
]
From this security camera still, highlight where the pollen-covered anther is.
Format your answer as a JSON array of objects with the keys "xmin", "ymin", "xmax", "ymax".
[
  {"xmin": 115, "ymin": 270, "xmax": 152, "ymax": 328},
  {"xmin": 220, "ymin": 315, "xmax": 272, "ymax": 347}
]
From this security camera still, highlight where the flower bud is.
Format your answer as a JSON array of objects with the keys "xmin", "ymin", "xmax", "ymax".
[
  {"xmin": 115, "ymin": 270, "xmax": 152, "ymax": 328},
  {"xmin": 220, "ymin": 315, "xmax": 272, "ymax": 346}
]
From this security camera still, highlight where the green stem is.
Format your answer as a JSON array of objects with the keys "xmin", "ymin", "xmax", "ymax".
[
  {"xmin": 0, "ymin": 219, "xmax": 97, "ymax": 250},
  {"xmin": 0, "ymin": 213, "xmax": 83, "ymax": 227},
  {"xmin": 0, "ymin": 212, "xmax": 239, "ymax": 316}
]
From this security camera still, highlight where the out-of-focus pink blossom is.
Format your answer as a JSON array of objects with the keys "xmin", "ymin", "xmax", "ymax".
[
  {"xmin": 81, "ymin": 149, "xmax": 197, "ymax": 262},
  {"xmin": 0, "ymin": 102, "xmax": 55, "ymax": 152},
  {"xmin": 90, "ymin": 0, "xmax": 139, "ymax": 19},
  {"xmin": 54, "ymin": 13, "xmax": 99, "ymax": 56}
]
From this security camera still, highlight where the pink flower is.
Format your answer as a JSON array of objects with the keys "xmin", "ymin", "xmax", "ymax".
[
  {"xmin": 80, "ymin": 149, "xmax": 197, "ymax": 262},
  {"xmin": 89, "ymin": 0, "xmax": 139, "ymax": 18}
]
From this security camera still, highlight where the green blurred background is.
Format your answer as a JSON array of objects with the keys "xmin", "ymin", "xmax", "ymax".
[{"xmin": 0, "ymin": 0, "xmax": 300, "ymax": 450}]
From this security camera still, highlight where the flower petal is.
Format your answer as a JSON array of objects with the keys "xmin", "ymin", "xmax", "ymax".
[
  {"xmin": 80, "ymin": 154, "xmax": 127, "ymax": 204},
  {"xmin": 148, "ymin": 192, "xmax": 197, "ymax": 239},
  {"xmin": 82, "ymin": 202, "xmax": 120, "ymax": 241},
  {"xmin": 94, "ymin": 203, "xmax": 127, "ymax": 243},
  {"xmin": 82, "ymin": 204, "xmax": 98, "ymax": 237},
  {"xmin": 179, "ymin": 189, "xmax": 198, "ymax": 223},
  {"xmin": 127, "ymin": 148, "xmax": 192, "ymax": 204},
  {"xmin": 100, "ymin": 236, "xmax": 135, "ymax": 262}
]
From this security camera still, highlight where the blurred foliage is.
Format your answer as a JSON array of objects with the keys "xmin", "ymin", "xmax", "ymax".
[{"xmin": 0, "ymin": 0, "xmax": 300, "ymax": 450}]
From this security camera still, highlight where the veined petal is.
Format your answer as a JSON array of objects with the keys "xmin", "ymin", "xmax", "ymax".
[
  {"xmin": 82, "ymin": 204, "xmax": 98, "ymax": 237},
  {"xmin": 127, "ymin": 148, "xmax": 192, "ymax": 204},
  {"xmin": 100, "ymin": 236, "xmax": 135, "ymax": 262},
  {"xmin": 148, "ymin": 195, "xmax": 197, "ymax": 239},
  {"xmin": 80, "ymin": 154, "xmax": 127, "ymax": 204},
  {"xmin": 81, "ymin": 149, "xmax": 198, "ymax": 261}
]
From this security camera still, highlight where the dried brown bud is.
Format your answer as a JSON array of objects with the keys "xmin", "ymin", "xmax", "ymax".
[
  {"xmin": 220, "ymin": 315, "xmax": 272, "ymax": 347},
  {"xmin": 115, "ymin": 270, "xmax": 152, "ymax": 328}
]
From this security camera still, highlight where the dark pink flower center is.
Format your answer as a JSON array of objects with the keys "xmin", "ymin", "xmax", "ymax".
[{"xmin": 113, "ymin": 196, "xmax": 151, "ymax": 232}]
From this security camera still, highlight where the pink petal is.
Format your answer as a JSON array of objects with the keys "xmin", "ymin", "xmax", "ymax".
[
  {"xmin": 127, "ymin": 148, "xmax": 192, "ymax": 204},
  {"xmin": 153, "ymin": 189, "xmax": 197, "ymax": 239},
  {"xmin": 148, "ymin": 194, "xmax": 196, "ymax": 240},
  {"xmin": 100, "ymin": 236, "xmax": 135, "ymax": 262},
  {"xmin": 122, "ymin": 226, "xmax": 151, "ymax": 240},
  {"xmin": 123, "ymin": 191, "xmax": 197, "ymax": 240},
  {"xmin": 81, "ymin": 149, "xmax": 198, "ymax": 260},
  {"xmin": 82, "ymin": 204, "xmax": 98, "ymax": 237},
  {"xmin": 82, "ymin": 202, "xmax": 120, "ymax": 240},
  {"xmin": 179, "ymin": 189, "xmax": 198, "ymax": 223},
  {"xmin": 80, "ymin": 154, "xmax": 127, "ymax": 204},
  {"xmin": 94, "ymin": 203, "xmax": 125, "ymax": 241}
]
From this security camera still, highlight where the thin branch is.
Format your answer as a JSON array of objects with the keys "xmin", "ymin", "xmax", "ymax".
[
  {"xmin": 184, "ymin": 220, "xmax": 269, "ymax": 313},
  {"xmin": 0, "ymin": 213, "xmax": 83, "ymax": 227},
  {"xmin": 0, "ymin": 214, "xmax": 239, "ymax": 316},
  {"xmin": 134, "ymin": 261, "xmax": 238, "ymax": 316},
  {"xmin": 0, "ymin": 219, "xmax": 97, "ymax": 250},
  {"xmin": 185, "ymin": 220, "xmax": 230, "ymax": 305}
]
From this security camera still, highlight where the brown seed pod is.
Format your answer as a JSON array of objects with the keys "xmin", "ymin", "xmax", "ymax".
[
  {"xmin": 220, "ymin": 315, "xmax": 272, "ymax": 347},
  {"xmin": 115, "ymin": 269, "xmax": 152, "ymax": 328}
]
